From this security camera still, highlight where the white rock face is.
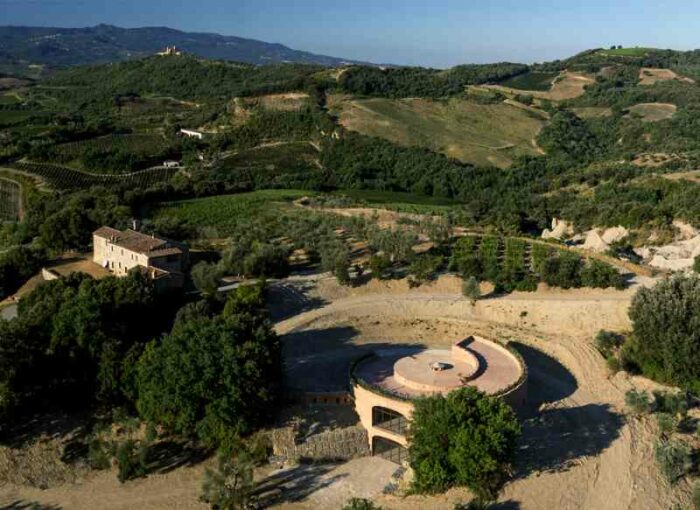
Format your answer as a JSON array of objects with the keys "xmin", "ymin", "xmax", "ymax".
[
  {"xmin": 601, "ymin": 226, "xmax": 629, "ymax": 245},
  {"xmin": 638, "ymin": 233, "xmax": 700, "ymax": 271},
  {"xmin": 673, "ymin": 220, "xmax": 699, "ymax": 240},
  {"xmin": 542, "ymin": 218, "xmax": 574, "ymax": 240},
  {"xmin": 582, "ymin": 230, "xmax": 610, "ymax": 252}
]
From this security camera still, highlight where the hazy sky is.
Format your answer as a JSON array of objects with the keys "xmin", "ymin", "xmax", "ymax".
[{"xmin": 2, "ymin": 0, "xmax": 699, "ymax": 67}]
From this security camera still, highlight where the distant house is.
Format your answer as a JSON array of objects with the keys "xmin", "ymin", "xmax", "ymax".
[
  {"xmin": 180, "ymin": 128, "xmax": 203, "ymax": 139},
  {"xmin": 157, "ymin": 46, "xmax": 182, "ymax": 56},
  {"xmin": 93, "ymin": 227, "xmax": 189, "ymax": 289},
  {"xmin": 162, "ymin": 160, "xmax": 180, "ymax": 168}
]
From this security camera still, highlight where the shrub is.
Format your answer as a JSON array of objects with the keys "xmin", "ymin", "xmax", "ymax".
[
  {"xmin": 655, "ymin": 439, "xmax": 692, "ymax": 484},
  {"xmin": 595, "ymin": 330, "xmax": 624, "ymax": 357},
  {"xmin": 462, "ymin": 276, "xmax": 481, "ymax": 304},
  {"xmin": 116, "ymin": 440, "xmax": 147, "ymax": 483},
  {"xmin": 369, "ymin": 253, "xmax": 392, "ymax": 280},
  {"xmin": 409, "ymin": 254, "xmax": 444, "ymax": 283},
  {"xmin": 342, "ymin": 498, "xmax": 383, "ymax": 510},
  {"xmin": 606, "ymin": 355, "xmax": 621, "ymax": 373},
  {"xmin": 580, "ymin": 259, "xmax": 625, "ymax": 289},
  {"xmin": 409, "ymin": 387, "xmax": 520, "ymax": 499},
  {"xmin": 653, "ymin": 391, "xmax": 688, "ymax": 418},
  {"xmin": 693, "ymin": 480, "xmax": 700, "ymax": 510},
  {"xmin": 625, "ymin": 389, "xmax": 651, "ymax": 416},
  {"xmin": 87, "ymin": 438, "xmax": 111, "ymax": 470},
  {"xmin": 656, "ymin": 413, "xmax": 677, "ymax": 437}
]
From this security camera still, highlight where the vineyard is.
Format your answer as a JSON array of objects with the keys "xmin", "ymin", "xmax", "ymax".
[
  {"xmin": 56, "ymin": 133, "xmax": 168, "ymax": 158},
  {"xmin": 11, "ymin": 162, "xmax": 179, "ymax": 190},
  {"xmin": 0, "ymin": 178, "xmax": 21, "ymax": 222},
  {"xmin": 449, "ymin": 234, "xmax": 625, "ymax": 291}
]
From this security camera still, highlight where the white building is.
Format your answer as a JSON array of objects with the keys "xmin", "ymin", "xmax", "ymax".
[{"xmin": 180, "ymin": 129, "xmax": 203, "ymax": 139}]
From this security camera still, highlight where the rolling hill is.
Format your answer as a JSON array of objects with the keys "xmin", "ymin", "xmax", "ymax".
[{"xmin": 0, "ymin": 24, "xmax": 374, "ymax": 76}]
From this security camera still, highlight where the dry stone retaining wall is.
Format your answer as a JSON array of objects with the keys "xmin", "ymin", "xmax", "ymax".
[{"xmin": 271, "ymin": 425, "xmax": 369, "ymax": 461}]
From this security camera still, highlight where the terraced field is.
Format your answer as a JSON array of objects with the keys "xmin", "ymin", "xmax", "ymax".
[
  {"xmin": 56, "ymin": 133, "xmax": 168, "ymax": 158},
  {"xmin": 10, "ymin": 162, "xmax": 179, "ymax": 190},
  {"xmin": 328, "ymin": 95, "xmax": 545, "ymax": 168}
]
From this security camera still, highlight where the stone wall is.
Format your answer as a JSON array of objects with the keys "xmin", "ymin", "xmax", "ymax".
[{"xmin": 271, "ymin": 425, "xmax": 369, "ymax": 461}]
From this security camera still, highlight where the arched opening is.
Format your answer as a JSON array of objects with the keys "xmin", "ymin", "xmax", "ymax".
[
  {"xmin": 373, "ymin": 436, "xmax": 408, "ymax": 464},
  {"xmin": 372, "ymin": 406, "xmax": 408, "ymax": 435}
]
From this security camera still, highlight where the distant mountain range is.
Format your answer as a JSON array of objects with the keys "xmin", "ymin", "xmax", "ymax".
[{"xmin": 0, "ymin": 24, "xmax": 374, "ymax": 75}]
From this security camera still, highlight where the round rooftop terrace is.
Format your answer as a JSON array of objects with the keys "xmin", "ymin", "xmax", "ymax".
[{"xmin": 353, "ymin": 336, "xmax": 524, "ymax": 400}]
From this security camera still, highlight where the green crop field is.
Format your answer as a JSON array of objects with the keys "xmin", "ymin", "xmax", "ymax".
[
  {"xmin": 56, "ymin": 133, "xmax": 168, "ymax": 158},
  {"xmin": 0, "ymin": 110, "xmax": 35, "ymax": 127},
  {"xmin": 331, "ymin": 189, "xmax": 460, "ymax": 214},
  {"xmin": 599, "ymin": 47, "xmax": 655, "ymax": 57},
  {"xmin": 152, "ymin": 190, "xmax": 311, "ymax": 236},
  {"xmin": 498, "ymin": 72, "xmax": 559, "ymax": 91},
  {"xmin": 213, "ymin": 142, "xmax": 321, "ymax": 189},
  {"xmin": 329, "ymin": 95, "xmax": 545, "ymax": 168}
]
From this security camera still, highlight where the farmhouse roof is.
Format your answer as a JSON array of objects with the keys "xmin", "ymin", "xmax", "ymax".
[{"xmin": 93, "ymin": 227, "xmax": 184, "ymax": 257}]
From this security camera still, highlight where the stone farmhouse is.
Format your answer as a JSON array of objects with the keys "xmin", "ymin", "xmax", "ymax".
[{"xmin": 93, "ymin": 226, "xmax": 189, "ymax": 289}]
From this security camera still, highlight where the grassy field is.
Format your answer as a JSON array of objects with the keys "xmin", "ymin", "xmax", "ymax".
[
  {"xmin": 329, "ymin": 95, "xmax": 545, "ymax": 168},
  {"xmin": 499, "ymin": 72, "xmax": 558, "ymax": 91}
]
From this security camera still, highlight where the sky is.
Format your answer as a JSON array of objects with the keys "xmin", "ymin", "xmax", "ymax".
[{"xmin": 1, "ymin": 0, "xmax": 700, "ymax": 67}]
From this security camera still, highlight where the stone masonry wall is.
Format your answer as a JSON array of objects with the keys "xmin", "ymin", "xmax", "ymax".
[{"xmin": 271, "ymin": 425, "xmax": 369, "ymax": 461}]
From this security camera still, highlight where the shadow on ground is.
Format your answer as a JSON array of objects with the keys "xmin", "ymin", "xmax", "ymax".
[
  {"xmin": 1, "ymin": 502, "xmax": 62, "ymax": 510},
  {"xmin": 144, "ymin": 439, "xmax": 209, "ymax": 474},
  {"xmin": 510, "ymin": 342, "xmax": 578, "ymax": 418},
  {"xmin": 282, "ymin": 326, "xmax": 427, "ymax": 393},
  {"xmin": 515, "ymin": 403, "xmax": 624, "ymax": 478},
  {"xmin": 253, "ymin": 462, "xmax": 347, "ymax": 507},
  {"xmin": 510, "ymin": 342, "xmax": 624, "ymax": 478},
  {"xmin": 267, "ymin": 280, "xmax": 328, "ymax": 323}
]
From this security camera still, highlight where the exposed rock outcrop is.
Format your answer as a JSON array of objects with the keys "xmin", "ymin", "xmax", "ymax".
[{"xmin": 541, "ymin": 218, "xmax": 574, "ymax": 240}]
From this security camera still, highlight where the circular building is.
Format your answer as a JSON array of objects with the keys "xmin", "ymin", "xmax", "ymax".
[{"xmin": 351, "ymin": 336, "xmax": 527, "ymax": 463}]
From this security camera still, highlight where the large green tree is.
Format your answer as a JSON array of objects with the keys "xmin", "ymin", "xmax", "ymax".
[
  {"xmin": 136, "ymin": 284, "xmax": 280, "ymax": 448},
  {"xmin": 627, "ymin": 274, "xmax": 700, "ymax": 390},
  {"xmin": 409, "ymin": 387, "xmax": 521, "ymax": 500}
]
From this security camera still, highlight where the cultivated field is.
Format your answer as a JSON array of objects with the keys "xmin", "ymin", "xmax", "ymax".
[
  {"xmin": 639, "ymin": 67, "xmax": 694, "ymax": 85},
  {"xmin": 328, "ymin": 95, "xmax": 545, "ymax": 168},
  {"xmin": 626, "ymin": 102, "xmax": 677, "ymax": 122},
  {"xmin": 0, "ymin": 178, "xmax": 21, "ymax": 222},
  {"xmin": 10, "ymin": 162, "xmax": 179, "ymax": 190},
  {"xmin": 480, "ymin": 71, "xmax": 595, "ymax": 101}
]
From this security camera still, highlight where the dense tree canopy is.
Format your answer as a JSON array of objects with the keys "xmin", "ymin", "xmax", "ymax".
[
  {"xmin": 626, "ymin": 274, "xmax": 700, "ymax": 391},
  {"xmin": 0, "ymin": 271, "xmax": 168, "ymax": 429},
  {"xmin": 409, "ymin": 387, "xmax": 521, "ymax": 499},
  {"xmin": 136, "ymin": 284, "xmax": 280, "ymax": 448}
]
